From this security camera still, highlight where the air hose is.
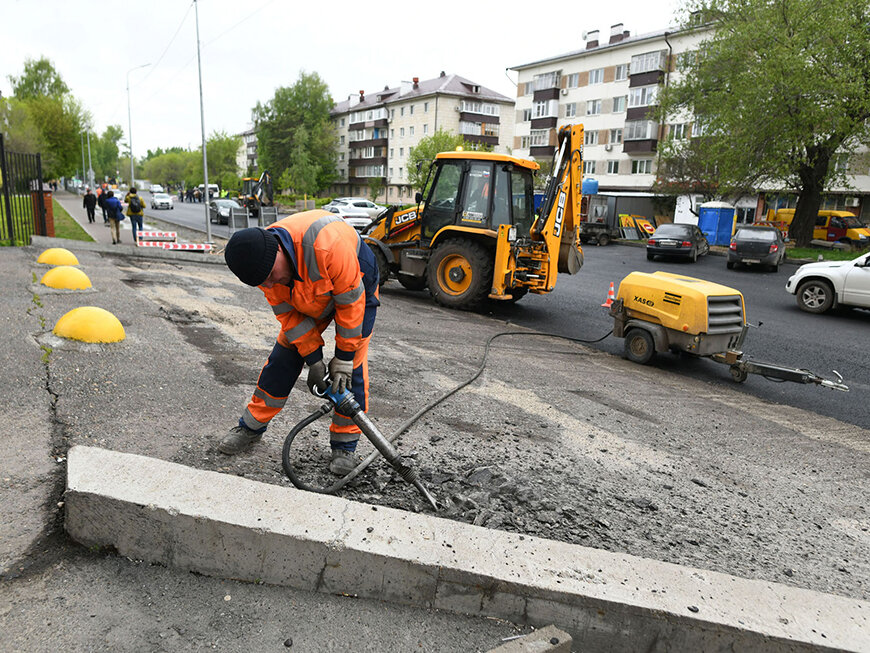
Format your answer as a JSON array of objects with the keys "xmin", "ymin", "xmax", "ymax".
[{"xmin": 281, "ymin": 327, "xmax": 613, "ymax": 503}]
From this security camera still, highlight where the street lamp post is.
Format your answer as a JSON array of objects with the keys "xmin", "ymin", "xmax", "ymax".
[
  {"xmin": 86, "ymin": 130, "xmax": 94, "ymax": 191},
  {"xmin": 194, "ymin": 0, "xmax": 212, "ymax": 243},
  {"xmin": 126, "ymin": 63, "xmax": 151, "ymax": 188}
]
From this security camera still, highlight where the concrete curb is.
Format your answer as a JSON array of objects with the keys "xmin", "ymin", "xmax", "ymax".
[
  {"xmin": 65, "ymin": 446, "xmax": 868, "ymax": 652},
  {"xmin": 488, "ymin": 625, "xmax": 571, "ymax": 652},
  {"xmin": 30, "ymin": 235, "xmax": 227, "ymax": 265}
]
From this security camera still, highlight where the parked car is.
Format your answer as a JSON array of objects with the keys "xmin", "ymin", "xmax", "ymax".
[
  {"xmin": 727, "ymin": 226, "xmax": 785, "ymax": 271},
  {"xmin": 149, "ymin": 184, "xmax": 164, "ymax": 194},
  {"xmin": 785, "ymin": 251, "xmax": 870, "ymax": 313},
  {"xmin": 326, "ymin": 197, "xmax": 386, "ymax": 219},
  {"xmin": 150, "ymin": 193, "xmax": 174, "ymax": 210},
  {"xmin": 646, "ymin": 224, "xmax": 710, "ymax": 262},
  {"xmin": 208, "ymin": 198, "xmax": 243, "ymax": 225},
  {"xmin": 323, "ymin": 204, "xmax": 372, "ymax": 231}
]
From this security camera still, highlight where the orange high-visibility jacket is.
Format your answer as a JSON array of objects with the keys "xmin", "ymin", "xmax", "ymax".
[{"xmin": 262, "ymin": 211, "xmax": 372, "ymax": 362}]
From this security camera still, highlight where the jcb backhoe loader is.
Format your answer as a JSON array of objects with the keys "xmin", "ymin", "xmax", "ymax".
[
  {"xmin": 238, "ymin": 171, "xmax": 274, "ymax": 219},
  {"xmin": 363, "ymin": 124, "xmax": 586, "ymax": 310}
]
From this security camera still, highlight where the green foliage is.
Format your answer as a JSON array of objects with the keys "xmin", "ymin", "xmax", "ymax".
[
  {"xmin": 141, "ymin": 151, "xmax": 197, "ymax": 189},
  {"xmin": 657, "ymin": 0, "xmax": 870, "ymax": 246},
  {"xmin": 4, "ymin": 57, "xmax": 85, "ymax": 178},
  {"xmin": 51, "ymin": 198, "xmax": 93, "ymax": 241},
  {"xmin": 8, "ymin": 56, "xmax": 69, "ymax": 99},
  {"xmin": 0, "ymin": 97, "xmax": 47, "ymax": 153},
  {"xmin": 407, "ymin": 129, "xmax": 468, "ymax": 195},
  {"xmin": 367, "ymin": 177, "xmax": 384, "ymax": 202},
  {"xmin": 89, "ymin": 125, "xmax": 124, "ymax": 182},
  {"xmin": 253, "ymin": 71, "xmax": 337, "ymax": 194},
  {"xmin": 205, "ymin": 131, "xmax": 242, "ymax": 181}
]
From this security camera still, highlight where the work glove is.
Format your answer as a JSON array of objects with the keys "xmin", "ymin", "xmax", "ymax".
[
  {"xmin": 328, "ymin": 357, "xmax": 354, "ymax": 394},
  {"xmin": 306, "ymin": 360, "xmax": 327, "ymax": 394}
]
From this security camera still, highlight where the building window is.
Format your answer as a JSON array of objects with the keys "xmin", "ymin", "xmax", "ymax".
[
  {"xmin": 565, "ymin": 72, "xmax": 580, "ymax": 88},
  {"xmin": 586, "ymin": 99, "xmax": 601, "ymax": 115},
  {"xmin": 530, "ymin": 129, "xmax": 549, "ymax": 146},
  {"xmin": 399, "ymin": 147, "xmax": 404, "ymax": 156},
  {"xmin": 624, "ymin": 120, "xmax": 657, "ymax": 140},
  {"xmin": 610, "ymin": 128, "xmax": 623, "ymax": 143},
  {"xmin": 631, "ymin": 159, "xmax": 653, "ymax": 174},
  {"xmin": 339, "ymin": 153, "xmax": 345, "ymax": 161},
  {"xmin": 520, "ymin": 135, "xmax": 531, "ymax": 149},
  {"xmin": 522, "ymin": 108, "xmax": 532, "ymax": 122},
  {"xmin": 390, "ymin": 148, "xmax": 394, "ymax": 157},
  {"xmin": 399, "ymin": 167, "xmax": 403, "ymax": 177},
  {"xmin": 583, "ymin": 161, "xmax": 597, "ymax": 174},
  {"xmin": 423, "ymin": 123, "xmax": 428, "ymax": 134},
  {"xmin": 340, "ymin": 118, "xmax": 345, "ymax": 127},
  {"xmin": 409, "ymin": 126, "xmax": 414, "ymax": 136},
  {"xmin": 631, "ymin": 50, "xmax": 667, "ymax": 75},
  {"xmin": 400, "ymin": 107, "xmax": 405, "ymax": 116},
  {"xmin": 340, "ymin": 169, "xmax": 345, "ymax": 178},
  {"xmin": 400, "ymin": 127, "xmax": 405, "ymax": 137},
  {"xmin": 389, "ymin": 168, "xmax": 393, "ymax": 176},
  {"xmin": 588, "ymin": 68, "xmax": 604, "ymax": 85},
  {"xmin": 390, "ymin": 109, "xmax": 395, "ymax": 119},
  {"xmin": 607, "ymin": 160, "xmax": 619, "ymax": 174},
  {"xmin": 390, "ymin": 129, "xmax": 395, "ymax": 138},
  {"xmin": 534, "ymin": 99, "xmax": 558, "ymax": 118},
  {"xmin": 615, "ymin": 64, "xmax": 629, "ymax": 81},
  {"xmin": 524, "ymin": 81, "xmax": 534, "ymax": 95},
  {"xmin": 410, "ymin": 105, "xmax": 414, "ymax": 115},
  {"xmin": 612, "ymin": 95, "xmax": 626, "ymax": 113},
  {"xmin": 424, "ymin": 102, "xmax": 429, "ymax": 112},
  {"xmin": 565, "ymin": 103, "xmax": 577, "ymax": 118},
  {"xmin": 629, "ymin": 85, "xmax": 659, "ymax": 108},
  {"xmin": 460, "ymin": 100, "xmax": 500, "ymax": 116},
  {"xmin": 584, "ymin": 130, "xmax": 599, "ymax": 145},
  {"xmin": 670, "ymin": 123, "xmax": 687, "ymax": 139},
  {"xmin": 533, "ymin": 70, "xmax": 561, "ymax": 90}
]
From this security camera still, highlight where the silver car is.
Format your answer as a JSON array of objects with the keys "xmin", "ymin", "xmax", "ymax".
[
  {"xmin": 150, "ymin": 193, "xmax": 173, "ymax": 210},
  {"xmin": 324, "ymin": 204, "xmax": 372, "ymax": 231},
  {"xmin": 327, "ymin": 197, "xmax": 386, "ymax": 219}
]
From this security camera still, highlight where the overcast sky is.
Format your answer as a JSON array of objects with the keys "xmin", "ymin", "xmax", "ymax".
[{"xmin": 1, "ymin": 0, "xmax": 683, "ymax": 158}]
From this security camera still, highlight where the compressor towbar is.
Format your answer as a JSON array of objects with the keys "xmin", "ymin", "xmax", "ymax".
[{"xmin": 711, "ymin": 352, "xmax": 849, "ymax": 391}]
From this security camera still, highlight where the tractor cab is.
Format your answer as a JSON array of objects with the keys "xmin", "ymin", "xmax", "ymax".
[{"xmin": 419, "ymin": 152, "xmax": 538, "ymax": 245}]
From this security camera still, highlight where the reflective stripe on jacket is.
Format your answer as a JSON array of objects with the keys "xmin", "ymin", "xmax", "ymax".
[{"xmin": 262, "ymin": 210, "xmax": 379, "ymax": 361}]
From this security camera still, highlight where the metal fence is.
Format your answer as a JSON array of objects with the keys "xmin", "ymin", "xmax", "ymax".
[{"xmin": 0, "ymin": 133, "xmax": 48, "ymax": 245}]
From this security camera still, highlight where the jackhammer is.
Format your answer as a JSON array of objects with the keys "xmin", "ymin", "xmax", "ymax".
[{"xmin": 282, "ymin": 380, "xmax": 439, "ymax": 510}]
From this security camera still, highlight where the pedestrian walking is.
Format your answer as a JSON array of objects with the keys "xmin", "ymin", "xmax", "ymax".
[
  {"xmin": 104, "ymin": 191, "xmax": 125, "ymax": 244},
  {"xmin": 82, "ymin": 188, "xmax": 97, "ymax": 223},
  {"xmin": 219, "ymin": 213, "xmax": 380, "ymax": 476},
  {"xmin": 97, "ymin": 187, "xmax": 109, "ymax": 223},
  {"xmin": 124, "ymin": 187, "xmax": 145, "ymax": 244}
]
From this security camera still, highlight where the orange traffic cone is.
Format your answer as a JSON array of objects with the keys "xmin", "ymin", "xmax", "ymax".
[{"xmin": 601, "ymin": 281, "xmax": 616, "ymax": 308}]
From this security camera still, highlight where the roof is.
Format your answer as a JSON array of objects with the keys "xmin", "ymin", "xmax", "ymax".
[
  {"xmin": 508, "ymin": 23, "xmax": 711, "ymax": 71},
  {"xmin": 435, "ymin": 151, "xmax": 540, "ymax": 171},
  {"xmin": 331, "ymin": 73, "xmax": 513, "ymax": 115}
]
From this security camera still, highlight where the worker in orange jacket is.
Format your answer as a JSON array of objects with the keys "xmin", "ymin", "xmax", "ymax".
[{"xmin": 220, "ymin": 211, "xmax": 380, "ymax": 475}]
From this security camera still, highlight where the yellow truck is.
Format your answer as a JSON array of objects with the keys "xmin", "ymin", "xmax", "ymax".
[{"xmin": 767, "ymin": 209, "xmax": 869, "ymax": 246}]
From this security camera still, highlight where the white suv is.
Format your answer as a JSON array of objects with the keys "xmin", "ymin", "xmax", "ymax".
[{"xmin": 785, "ymin": 252, "xmax": 870, "ymax": 313}]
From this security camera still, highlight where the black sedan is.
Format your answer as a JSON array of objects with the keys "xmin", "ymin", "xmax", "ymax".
[
  {"xmin": 646, "ymin": 223, "xmax": 710, "ymax": 262},
  {"xmin": 727, "ymin": 226, "xmax": 786, "ymax": 272},
  {"xmin": 208, "ymin": 199, "xmax": 243, "ymax": 225}
]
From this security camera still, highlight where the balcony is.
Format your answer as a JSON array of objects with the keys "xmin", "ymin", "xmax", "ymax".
[
  {"xmin": 622, "ymin": 140, "xmax": 657, "ymax": 154},
  {"xmin": 531, "ymin": 116, "xmax": 557, "ymax": 130},
  {"xmin": 350, "ymin": 137, "xmax": 388, "ymax": 149},
  {"xmin": 530, "ymin": 145, "xmax": 556, "ymax": 158},
  {"xmin": 349, "ymin": 156, "xmax": 387, "ymax": 167},
  {"xmin": 463, "ymin": 134, "xmax": 499, "ymax": 147},
  {"xmin": 629, "ymin": 71, "xmax": 665, "ymax": 87}
]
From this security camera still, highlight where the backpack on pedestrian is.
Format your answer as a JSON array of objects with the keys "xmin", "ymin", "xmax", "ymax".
[{"xmin": 128, "ymin": 194, "xmax": 142, "ymax": 213}]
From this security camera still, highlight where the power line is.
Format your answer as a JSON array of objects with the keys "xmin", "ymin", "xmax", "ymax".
[{"xmin": 135, "ymin": 1, "xmax": 195, "ymax": 89}]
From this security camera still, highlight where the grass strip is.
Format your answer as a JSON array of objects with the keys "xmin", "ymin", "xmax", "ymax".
[{"xmin": 52, "ymin": 199, "xmax": 94, "ymax": 242}]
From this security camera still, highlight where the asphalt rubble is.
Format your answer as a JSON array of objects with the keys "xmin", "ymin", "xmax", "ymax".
[{"xmin": 1, "ymin": 192, "xmax": 868, "ymax": 650}]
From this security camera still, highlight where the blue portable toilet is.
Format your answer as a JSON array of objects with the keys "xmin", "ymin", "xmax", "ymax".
[{"xmin": 698, "ymin": 201, "xmax": 736, "ymax": 246}]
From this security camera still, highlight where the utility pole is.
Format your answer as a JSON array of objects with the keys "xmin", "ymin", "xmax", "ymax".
[
  {"xmin": 126, "ymin": 63, "xmax": 151, "ymax": 187},
  {"xmin": 86, "ymin": 130, "xmax": 94, "ymax": 191},
  {"xmin": 80, "ymin": 132, "xmax": 86, "ymax": 189},
  {"xmin": 194, "ymin": 0, "xmax": 212, "ymax": 243}
]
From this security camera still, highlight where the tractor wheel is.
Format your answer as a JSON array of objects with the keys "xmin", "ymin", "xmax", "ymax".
[
  {"xmin": 427, "ymin": 238, "xmax": 494, "ymax": 310},
  {"xmin": 597, "ymin": 233, "xmax": 611, "ymax": 247},
  {"xmin": 624, "ymin": 328, "xmax": 656, "ymax": 365},
  {"xmin": 397, "ymin": 274, "xmax": 427, "ymax": 291},
  {"xmin": 368, "ymin": 244, "xmax": 389, "ymax": 287}
]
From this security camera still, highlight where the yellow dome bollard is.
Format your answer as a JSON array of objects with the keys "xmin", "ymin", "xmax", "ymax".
[
  {"xmin": 40, "ymin": 266, "xmax": 92, "ymax": 290},
  {"xmin": 53, "ymin": 307, "xmax": 125, "ymax": 343},
  {"xmin": 37, "ymin": 248, "xmax": 80, "ymax": 266}
]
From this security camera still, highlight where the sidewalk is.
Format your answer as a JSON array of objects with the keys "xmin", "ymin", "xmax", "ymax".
[{"xmin": 57, "ymin": 189, "xmax": 127, "ymax": 246}]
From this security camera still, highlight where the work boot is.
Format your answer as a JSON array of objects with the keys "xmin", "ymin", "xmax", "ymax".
[
  {"xmin": 219, "ymin": 425, "xmax": 263, "ymax": 454},
  {"xmin": 329, "ymin": 449, "xmax": 357, "ymax": 475}
]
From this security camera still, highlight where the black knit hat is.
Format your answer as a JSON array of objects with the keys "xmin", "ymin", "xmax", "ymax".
[{"xmin": 224, "ymin": 227, "xmax": 279, "ymax": 286}]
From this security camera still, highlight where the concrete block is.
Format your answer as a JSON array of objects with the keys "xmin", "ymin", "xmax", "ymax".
[
  {"xmin": 65, "ymin": 446, "xmax": 869, "ymax": 652},
  {"xmin": 488, "ymin": 625, "xmax": 571, "ymax": 652}
]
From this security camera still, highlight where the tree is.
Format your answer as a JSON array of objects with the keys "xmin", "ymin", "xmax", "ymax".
[
  {"xmin": 657, "ymin": 0, "xmax": 870, "ymax": 246},
  {"xmin": 90, "ymin": 125, "xmax": 124, "ymax": 182},
  {"xmin": 407, "ymin": 129, "xmax": 469, "ymax": 195},
  {"xmin": 285, "ymin": 126, "xmax": 319, "ymax": 196},
  {"xmin": 205, "ymin": 131, "xmax": 242, "ymax": 183},
  {"xmin": 367, "ymin": 177, "xmax": 384, "ymax": 202},
  {"xmin": 0, "ymin": 97, "xmax": 46, "ymax": 154},
  {"xmin": 8, "ymin": 56, "xmax": 69, "ymax": 99},
  {"xmin": 253, "ymin": 71, "xmax": 337, "ymax": 193}
]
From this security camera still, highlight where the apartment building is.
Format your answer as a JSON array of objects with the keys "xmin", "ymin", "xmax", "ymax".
[
  {"xmin": 330, "ymin": 72, "xmax": 515, "ymax": 203},
  {"xmin": 511, "ymin": 23, "xmax": 709, "ymax": 195}
]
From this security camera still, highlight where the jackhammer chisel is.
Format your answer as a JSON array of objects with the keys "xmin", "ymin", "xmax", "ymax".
[{"xmin": 281, "ymin": 381, "xmax": 439, "ymax": 510}]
